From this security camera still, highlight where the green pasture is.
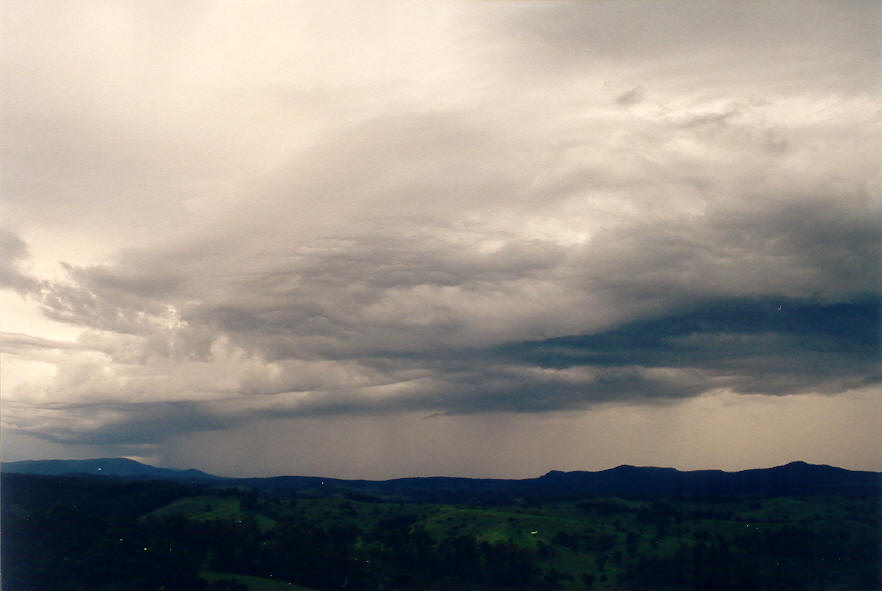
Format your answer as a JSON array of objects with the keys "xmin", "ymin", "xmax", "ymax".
[{"xmin": 143, "ymin": 494, "xmax": 278, "ymax": 531}]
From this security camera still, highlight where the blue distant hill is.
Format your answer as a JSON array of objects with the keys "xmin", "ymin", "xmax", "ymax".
[
  {"xmin": 1, "ymin": 458, "xmax": 219, "ymax": 481},
  {"xmin": 3, "ymin": 458, "xmax": 879, "ymax": 498}
]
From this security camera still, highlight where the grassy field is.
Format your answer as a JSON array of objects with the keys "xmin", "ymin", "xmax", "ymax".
[{"xmin": 143, "ymin": 494, "xmax": 278, "ymax": 531}]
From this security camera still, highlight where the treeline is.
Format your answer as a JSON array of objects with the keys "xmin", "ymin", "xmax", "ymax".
[
  {"xmin": 621, "ymin": 526, "xmax": 880, "ymax": 590},
  {"xmin": 1, "ymin": 472, "xmax": 195, "ymax": 517}
]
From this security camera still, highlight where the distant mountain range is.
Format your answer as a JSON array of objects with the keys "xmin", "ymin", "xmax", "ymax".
[
  {"xmin": 3, "ymin": 458, "xmax": 879, "ymax": 499},
  {"xmin": 1, "ymin": 458, "xmax": 218, "ymax": 481}
]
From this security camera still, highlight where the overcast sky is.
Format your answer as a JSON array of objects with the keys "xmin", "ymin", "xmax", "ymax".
[{"xmin": 2, "ymin": 1, "xmax": 880, "ymax": 478}]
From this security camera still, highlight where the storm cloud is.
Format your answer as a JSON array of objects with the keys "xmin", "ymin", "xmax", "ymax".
[{"xmin": 1, "ymin": 1, "xmax": 879, "ymax": 476}]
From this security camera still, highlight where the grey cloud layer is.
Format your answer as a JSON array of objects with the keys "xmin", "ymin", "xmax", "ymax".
[
  {"xmin": 1, "ymin": 1, "xmax": 879, "ymax": 449},
  {"xmin": 5, "ymin": 182, "xmax": 878, "ymax": 446}
]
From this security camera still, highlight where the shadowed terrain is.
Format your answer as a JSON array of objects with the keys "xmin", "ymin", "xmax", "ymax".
[{"xmin": 2, "ymin": 460, "xmax": 879, "ymax": 590}]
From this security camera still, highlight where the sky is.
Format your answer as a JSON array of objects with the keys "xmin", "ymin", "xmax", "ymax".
[{"xmin": 1, "ymin": 1, "xmax": 880, "ymax": 479}]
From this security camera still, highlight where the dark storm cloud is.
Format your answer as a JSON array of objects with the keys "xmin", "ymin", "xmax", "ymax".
[
  {"xmin": 33, "ymin": 176, "xmax": 879, "ymax": 365},
  {"xmin": 581, "ymin": 191, "xmax": 881, "ymax": 305},
  {"xmin": 33, "ymin": 290, "xmax": 880, "ymax": 448},
  {"xmin": 494, "ymin": 296, "xmax": 880, "ymax": 394},
  {"xmin": 21, "ymin": 183, "xmax": 879, "ymax": 422},
  {"xmin": 397, "ymin": 364, "xmax": 712, "ymax": 415},
  {"xmin": 1, "ymin": 400, "xmax": 239, "ymax": 446},
  {"xmin": 31, "ymin": 225, "xmax": 569, "ymax": 362}
]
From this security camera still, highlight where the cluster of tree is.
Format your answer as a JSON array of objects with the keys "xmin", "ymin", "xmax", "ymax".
[
  {"xmin": 619, "ymin": 527, "xmax": 880, "ymax": 590},
  {"xmin": 574, "ymin": 500, "xmax": 629, "ymax": 515},
  {"xmin": 1, "ymin": 472, "xmax": 194, "ymax": 517},
  {"xmin": 634, "ymin": 501, "xmax": 681, "ymax": 524},
  {"xmin": 550, "ymin": 530, "xmax": 617, "ymax": 553},
  {"xmin": 1, "ymin": 473, "xmax": 210, "ymax": 590},
  {"xmin": 2, "ymin": 504, "xmax": 207, "ymax": 591},
  {"xmin": 365, "ymin": 516, "xmax": 547, "ymax": 589}
]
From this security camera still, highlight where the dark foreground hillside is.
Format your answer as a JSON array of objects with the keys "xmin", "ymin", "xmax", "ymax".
[{"xmin": 2, "ymin": 469, "xmax": 880, "ymax": 591}]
